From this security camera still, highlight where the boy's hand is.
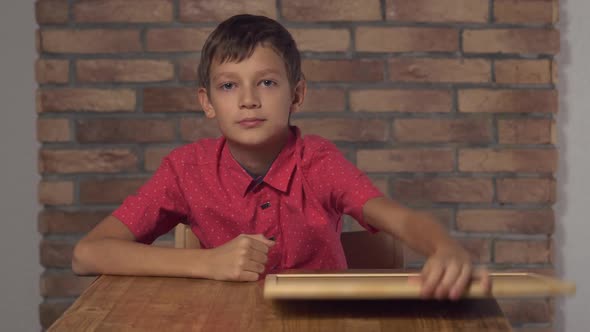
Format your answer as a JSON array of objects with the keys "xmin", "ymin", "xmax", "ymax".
[
  {"xmin": 204, "ymin": 234, "xmax": 275, "ymax": 282},
  {"xmin": 419, "ymin": 245, "xmax": 490, "ymax": 300}
]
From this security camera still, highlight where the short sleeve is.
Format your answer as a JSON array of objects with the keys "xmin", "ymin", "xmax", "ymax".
[
  {"xmin": 112, "ymin": 156, "xmax": 190, "ymax": 244},
  {"xmin": 306, "ymin": 141, "xmax": 384, "ymax": 232}
]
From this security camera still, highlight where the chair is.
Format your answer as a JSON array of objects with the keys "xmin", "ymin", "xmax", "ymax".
[{"xmin": 174, "ymin": 224, "xmax": 404, "ymax": 269}]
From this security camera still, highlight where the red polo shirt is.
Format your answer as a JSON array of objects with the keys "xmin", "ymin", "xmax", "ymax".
[{"xmin": 113, "ymin": 126, "xmax": 384, "ymax": 273}]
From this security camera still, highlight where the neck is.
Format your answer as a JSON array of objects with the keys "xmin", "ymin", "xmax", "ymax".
[{"xmin": 227, "ymin": 130, "xmax": 290, "ymax": 177}]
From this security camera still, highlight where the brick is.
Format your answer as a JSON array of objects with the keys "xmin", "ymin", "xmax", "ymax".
[
  {"xmin": 37, "ymin": 118, "xmax": 70, "ymax": 142},
  {"xmin": 38, "ymin": 181, "xmax": 74, "ymax": 205},
  {"xmin": 495, "ymin": 60, "xmax": 551, "ymax": 84},
  {"xmin": 292, "ymin": 119, "xmax": 388, "ymax": 142},
  {"xmin": 386, "ymin": 0, "xmax": 488, "ymax": 23},
  {"xmin": 38, "ymin": 210, "xmax": 109, "ymax": 234},
  {"xmin": 497, "ymin": 178, "xmax": 556, "ymax": 203},
  {"xmin": 41, "ymin": 271, "xmax": 96, "ymax": 297},
  {"xmin": 394, "ymin": 118, "xmax": 492, "ymax": 143},
  {"xmin": 77, "ymin": 60, "xmax": 174, "ymax": 83},
  {"xmin": 146, "ymin": 28, "xmax": 212, "ymax": 52},
  {"xmin": 389, "ymin": 58, "xmax": 490, "ymax": 83},
  {"xmin": 143, "ymin": 87, "xmax": 200, "ymax": 112},
  {"xmin": 282, "ymin": 0, "xmax": 381, "ymax": 21},
  {"xmin": 498, "ymin": 119, "xmax": 554, "ymax": 144},
  {"xmin": 76, "ymin": 119, "xmax": 175, "ymax": 143},
  {"xmin": 40, "ymin": 29, "xmax": 141, "ymax": 54},
  {"xmin": 180, "ymin": 117, "xmax": 222, "ymax": 141},
  {"xmin": 39, "ymin": 149, "xmax": 138, "ymax": 174},
  {"xmin": 36, "ymin": 59, "xmax": 69, "ymax": 84},
  {"xmin": 498, "ymin": 299, "xmax": 552, "ymax": 325},
  {"xmin": 37, "ymin": 88, "xmax": 136, "ymax": 113},
  {"xmin": 179, "ymin": 0, "xmax": 276, "ymax": 22},
  {"xmin": 457, "ymin": 209, "xmax": 554, "ymax": 234},
  {"xmin": 40, "ymin": 240, "xmax": 74, "ymax": 268},
  {"xmin": 145, "ymin": 146, "xmax": 178, "ymax": 171},
  {"xmin": 357, "ymin": 149, "xmax": 454, "ymax": 173},
  {"xmin": 463, "ymin": 29, "xmax": 559, "ymax": 54},
  {"xmin": 459, "ymin": 149, "xmax": 557, "ymax": 173},
  {"xmin": 458, "ymin": 89, "xmax": 557, "ymax": 113},
  {"xmin": 351, "ymin": 89, "xmax": 452, "ymax": 113},
  {"xmin": 80, "ymin": 178, "xmax": 146, "ymax": 204},
  {"xmin": 290, "ymin": 29, "xmax": 350, "ymax": 52},
  {"xmin": 301, "ymin": 89, "xmax": 346, "ymax": 112},
  {"xmin": 178, "ymin": 57, "xmax": 199, "ymax": 81},
  {"xmin": 495, "ymin": 240, "xmax": 552, "ymax": 264},
  {"xmin": 302, "ymin": 59, "xmax": 383, "ymax": 82},
  {"xmin": 40, "ymin": 300, "xmax": 74, "ymax": 330},
  {"xmin": 368, "ymin": 177, "xmax": 390, "ymax": 197},
  {"xmin": 36, "ymin": 0, "xmax": 68, "ymax": 24},
  {"xmin": 74, "ymin": 0, "xmax": 173, "ymax": 23},
  {"xmin": 494, "ymin": 0, "xmax": 557, "ymax": 24},
  {"xmin": 356, "ymin": 27, "xmax": 459, "ymax": 53},
  {"xmin": 394, "ymin": 178, "xmax": 494, "ymax": 204}
]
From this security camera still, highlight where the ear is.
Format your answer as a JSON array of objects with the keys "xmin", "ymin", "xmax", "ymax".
[
  {"xmin": 289, "ymin": 80, "xmax": 307, "ymax": 114},
  {"xmin": 198, "ymin": 87, "xmax": 216, "ymax": 119}
]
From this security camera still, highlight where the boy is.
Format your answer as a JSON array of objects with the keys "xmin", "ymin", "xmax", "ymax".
[{"xmin": 73, "ymin": 14, "xmax": 490, "ymax": 301}]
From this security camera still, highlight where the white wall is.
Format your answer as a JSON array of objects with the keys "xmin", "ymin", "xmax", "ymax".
[
  {"xmin": 557, "ymin": 0, "xmax": 590, "ymax": 331},
  {"xmin": 0, "ymin": 1, "xmax": 41, "ymax": 331}
]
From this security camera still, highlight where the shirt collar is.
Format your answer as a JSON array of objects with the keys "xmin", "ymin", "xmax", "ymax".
[{"xmin": 219, "ymin": 126, "xmax": 300, "ymax": 196}]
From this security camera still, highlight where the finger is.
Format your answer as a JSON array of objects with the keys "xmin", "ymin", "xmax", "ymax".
[
  {"xmin": 248, "ymin": 249, "xmax": 268, "ymax": 264},
  {"xmin": 243, "ymin": 260, "xmax": 266, "ymax": 274},
  {"xmin": 475, "ymin": 267, "xmax": 492, "ymax": 295},
  {"xmin": 435, "ymin": 261, "xmax": 461, "ymax": 300},
  {"xmin": 449, "ymin": 263, "xmax": 472, "ymax": 300},
  {"xmin": 421, "ymin": 261, "xmax": 444, "ymax": 299},
  {"xmin": 243, "ymin": 234, "xmax": 275, "ymax": 250},
  {"xmin": 239, "ymin": 270, "xmax": 259, "ymax": 282},
  {"xmin": 247, "ymin": 234, "xmax": 276, "ymax": 246},
  {"xmin": 236, "ymin": 235, "xmax": 270, "ymax": 254}
]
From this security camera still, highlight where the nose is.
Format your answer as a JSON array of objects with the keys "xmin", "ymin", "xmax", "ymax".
[{"xmin": 239, "ymin": 85, "xmax": 261, "ymax": 109}]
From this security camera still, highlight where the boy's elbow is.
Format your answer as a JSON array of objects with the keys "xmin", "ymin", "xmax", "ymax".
[{"xmin": 72, "ymin": 240, "xmax": 93, "ymax": 275}]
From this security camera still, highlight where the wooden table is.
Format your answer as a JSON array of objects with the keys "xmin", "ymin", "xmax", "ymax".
[{"xmin": 48, "ymin": 275, "xmax": 512, "ymax": 331}]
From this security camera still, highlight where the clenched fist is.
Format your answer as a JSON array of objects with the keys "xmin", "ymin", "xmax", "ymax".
[{"xmin": 203, "ymin": 234, "xmax": 275, "ymax": 282}]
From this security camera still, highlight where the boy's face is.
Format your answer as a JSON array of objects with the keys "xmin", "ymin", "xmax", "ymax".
[{"xmin": 198, "ymin": 44, "xmax": 305, "ymax": 148}]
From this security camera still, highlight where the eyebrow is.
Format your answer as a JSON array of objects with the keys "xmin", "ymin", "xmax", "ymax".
[{"xmin": 212, "ymin": 68, "xmax": 283, "ymax": 82}]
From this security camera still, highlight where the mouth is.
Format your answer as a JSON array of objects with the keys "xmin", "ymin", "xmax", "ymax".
[{"xmin": 238, "ymin": 118, "xmax": 266, "ymax": 128}]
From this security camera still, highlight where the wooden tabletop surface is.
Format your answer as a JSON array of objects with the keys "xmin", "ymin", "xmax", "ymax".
[{"xmin": 48, "ymin": 274, "xmax": 512, "ymax": 331}]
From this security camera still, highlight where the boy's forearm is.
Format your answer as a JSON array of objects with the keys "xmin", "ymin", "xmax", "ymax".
[
  {"xmin": 397, "ymin": 211, "xmax": 461, "ymax": 257},
  {"xmin": 364, "ymin": 197, "xmax": 462, "ymax": 257},
  {"xmin": 72, "ymin": 238, "xmax": 211, "ymax": 279}
]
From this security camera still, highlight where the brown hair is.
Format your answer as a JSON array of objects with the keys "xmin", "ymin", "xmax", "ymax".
[{"xmin": 197, "ymin": 14, "xmax": 302, "ymax": 90}]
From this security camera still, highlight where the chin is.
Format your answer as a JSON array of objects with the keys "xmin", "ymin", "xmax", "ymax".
[{"xmin": 228, "ymin": 133, "xmax": 273, "ymax": 148}]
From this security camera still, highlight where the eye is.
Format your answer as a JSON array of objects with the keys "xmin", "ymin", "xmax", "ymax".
[
  {"xmin": 220, "ymin": 82, "xmax": 235, "ymax": 91},
  {"xmin": 261, "ymin": 80, "xmax": 276, "ymax": 87}
]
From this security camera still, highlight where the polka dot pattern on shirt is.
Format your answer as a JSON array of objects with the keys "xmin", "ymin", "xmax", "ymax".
[{"xmin": 112, "ymin": 126, "xmax": 384, "ymax": 271}]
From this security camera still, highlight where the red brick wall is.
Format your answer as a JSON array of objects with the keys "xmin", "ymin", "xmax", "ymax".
[{"xmin": 36, "ymin": 0, "xmax": 559, "ymax": 330}]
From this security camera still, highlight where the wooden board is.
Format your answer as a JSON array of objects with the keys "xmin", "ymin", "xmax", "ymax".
[{"xmin": 264, "ymin": 271, "xmax": 576, "ymax": 300}]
